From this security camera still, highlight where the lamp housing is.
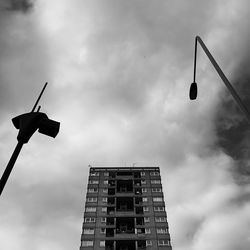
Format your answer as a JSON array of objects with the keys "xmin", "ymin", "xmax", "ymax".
[
  {"xmin": 12, "ymin": 112, "xmax": 60, "ymax": 143},
  {"xmin": 189, "ymin": 82, "xmax": 198, "ymax": 100}
]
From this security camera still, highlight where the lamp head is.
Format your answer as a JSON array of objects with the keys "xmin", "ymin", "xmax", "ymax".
[
  {"xmin": 12, "ymin": 112, "xmax": 60, "ymax": 143},
  {"xmin": 189, "ymin": 82, "xmax": 198, "ymax": 100},
  {"xmin": 38, "ymin": 118, "xmax": 60, "ymax": 138}
]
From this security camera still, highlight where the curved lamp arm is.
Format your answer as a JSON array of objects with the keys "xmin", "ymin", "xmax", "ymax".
[{"xmin": 190, "ymin": 36, "xmax": 250, "ymax": 125}]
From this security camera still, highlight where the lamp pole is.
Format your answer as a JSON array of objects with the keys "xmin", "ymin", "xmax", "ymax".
[
  {"xmin": 189, "ymin": 36, "xmax": 250, "ymax": 125},
  {"xmin": 0, "ymin": 142, "xmax": 23, "ymax": 196},
  {"xmin": 0, "ymin": 83, "xmax": 60, "ymax": 197}
]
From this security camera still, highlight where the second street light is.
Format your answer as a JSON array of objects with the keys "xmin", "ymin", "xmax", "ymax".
[
  {"xmin": 0, "ymin": 83, "xmax": 60, "ymax": 197},
  {"xmin": 189, "ymin": 35, "xmax": 250, "ymax": 125}
]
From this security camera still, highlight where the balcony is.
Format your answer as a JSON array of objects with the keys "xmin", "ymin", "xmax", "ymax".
[
  {"xmin": 136, "ymin": 217, "xmax": 144, "ymax": 226},
  {"xmin": 108, "ymin": 180, "xmax": 116, "ymax": 187},
  {"xmin": 107, "ymin": 197, "xmax": 115, "ymax": 206},
  {"xmin": 135, "ymin": 197, "xmax": 142, "ymax": 205},
  {"xmin": 138, "ymin": 240, "xmax": 146, "ymax": 250},
  {"xmin": 107, "ymin": 207, "xmax": 115, "ymax": 215},
  {"xmin": 134, "ymin": 188, "xmax": 142, "ymax": 195},
  {"xmin": 105, "ymin": 240, "xmax": 114, "ymax": 250},
  {"xmin": 108, "ymin": 188, "xmax": 116, "ymax": 195},
  {"xmin": 107, "ymin": 217, "xmax": 115, "ymax": 226},
  {"xmin": 108, "ymin": 172, "xmax": 116, "ymax": 178},
  {"xmin": 116, "ymin": 197, "xmax": 134, "ymax": 212},
  {"xmin": 117, "ymin": 180, "xmax": 133, "ymax": 193},
  {"xmin": 116, "ymin": 228, "xmax": 135, "ymax": 234},
  {"xmin": 116, "ymin": 217, "xmax": 135, "ymax": 237},
  {"xmin": 106, "ymin": 228, "xmax": 114, "ymax": 237},
  {"xmin": 117, "ymin": 171, "xmax": 133, "ymax": 177},
  {"xmin": 116, "ymin": 240, "xmax": 136, "ymax": 250},
  {"xmin": 135, "ymin": 207, "xmax": 143, "ymax": 215},
  {"xmin": 133, "ymin": 171, "xmax": 141, "ymax": 178},
  {"xmin": 134, "ymin": 180, "xmax": 141, "ymax": 186}
]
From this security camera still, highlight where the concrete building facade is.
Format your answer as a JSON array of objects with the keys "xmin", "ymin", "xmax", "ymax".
[{"xmin": 80, "ymin": 167, "xmax": 172, "ymax": 250}]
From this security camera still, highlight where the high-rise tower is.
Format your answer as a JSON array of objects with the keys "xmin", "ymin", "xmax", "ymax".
[{"xmin": 80, "ymin": 167, "xmax": 172, "ymax": 250}]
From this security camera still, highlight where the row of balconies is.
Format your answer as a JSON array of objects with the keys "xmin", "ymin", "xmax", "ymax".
[
  {"xmin": 84, "ymin": 216, "xmax": 168, "ymax": 225},
  {"xmin": 82, "ymin": 227, "xmax": 170, "ymax": 237},
  {"xmin": 106, "ymin": 187, "xmax": 162, "ymax": 196},
  {"xmin": 89, "ymin": 179, "xmax": 161, "ymax": 186},
  {"xmin": 81, "ymin": 239, "xmax": 171, "ymax": 250},
  {"xmin": 90, "ymin": 170, "xmax": 160, "ymax": 179},
  {"xmin": 84, "ymin": 205, "xmax": 166, "ymax": 215}
]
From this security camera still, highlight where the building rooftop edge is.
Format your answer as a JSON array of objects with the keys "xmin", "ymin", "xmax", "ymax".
[{"xmin": 89, "ymin": 166, "xmax": 160, "ymax": 170}]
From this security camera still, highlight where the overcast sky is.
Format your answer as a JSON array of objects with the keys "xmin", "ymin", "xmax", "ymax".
[{"xmin": 0, "ymin": 0, "xmax": 250, "ymax": 249}]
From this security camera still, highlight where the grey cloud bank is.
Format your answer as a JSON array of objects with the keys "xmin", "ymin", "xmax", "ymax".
[{"xmin": 0, "ymin": 0, "xmax": 250, "ymax": 250}]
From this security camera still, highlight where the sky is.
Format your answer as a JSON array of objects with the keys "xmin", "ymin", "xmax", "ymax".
[{"xmin": 0, "ymin": 0, "xmax": 250, "ymax": 249}]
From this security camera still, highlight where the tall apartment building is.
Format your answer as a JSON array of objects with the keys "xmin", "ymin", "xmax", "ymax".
[{"xmin": 80, "ymin": 167, "xmax": 172, "ymax": 250}]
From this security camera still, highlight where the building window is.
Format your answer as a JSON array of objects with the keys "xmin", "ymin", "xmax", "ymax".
[
  {"xmin": 144, "ymin": 217, "xmax": 150, "ymax": 223},
  {"xmin": 155, "ymin": 217, "xmax": 167, "ymax": 222},
  {"xmin": 81, "ymin": 240, "xmax": 94, "ymax": 247},
  {"xmin": 87, "ymin": 197, "xmax": 97, "ymax": 202},
  {"xmin": 151, "ymin": 180, "xmax": 161, "ymax": 184},
  {"xmin": 153, "ymin": 197, "xmax": 163, "ymax": 202},
  {"xmin": 101, "ymin": 207, "xmax": 107, "ymax": 212},
  {"xmin": 141, "ymin": 180, "xmax": 146, "ymax": 185},
  {"xmin": 104, "ymin": 172, "xmax": 109, "ymax": 176},
  {"xmin": 146, "ymin": 240, "xmax": 152, "ymax": 246},
  {"xmin": 88, "ymin": 188, "xmax": 98, "ymax": 193},
  {"xmin": 143, "ymin": 206, "xmax": 149, "ymax": 212},
  {"xmin": 100, "ymin": 240, "xmax": 105, "ymax": 247},
  {"xmin": 100, "ymin": 228, "xmax": 106, "ymax": 234},
  {"xmin": 85, "ymin": 207, "xmax": 96, "ymax": 212},
  {"xmin": 101, "ymin": 217, "xmax": 106, "ymax": 223},
  {"xmin": 103, "ymin": 180, "xmax": 108, "ymax": 185},
  {"xmin": 142, "ymin": 188, "xmax": 147, "ymax": 193},
  {"xmin": 89, "ymin": 180, "xmax": 99, "ymax": 184},
  {"xmin": 141, "ymin": 172, "xmax": 145, "ymax": 176},
  {"xmin": 150, "ymin": 171, "xmax": 159, "ymax": 176},
  {"xmin": 158, "ymin": 240, "xmax": 171, "ymax": 246},
  {"xmin": 157, "ymin": 228, "xmax": 169, "ymax": 234},
  {"xmin": 84, "ymin": 217, "xmax": 95, "ymax": 223},
  {"xmin": 152, "ymin": 188, "xmax": 162, "ymax": 192},
  {"xmin": 83, "ymin": 228, "xmax": 95, "ymax": 235},
  {"xmin": 102, "ymin": 197, "xmax": 107, "ymax": 203},
  {"xmin": 142, "ymin": 197, "xmax": 148, "ymax": 202},
  {"xmin": 154, "ymin": 206, "xmax": 165, "ymax": 212},
  {"xmin": 145, "ymin": 228, "xmax": 151, "ymax": 234},
  {"xmin": 103, "ymin": 188, "xmax": 108, "ymax": 193},
  {"xmin": 90, "ymin": 172, "xmax": 99, "ymax": 176}
]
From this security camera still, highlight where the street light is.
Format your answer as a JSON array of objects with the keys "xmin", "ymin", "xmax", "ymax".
[
  {"xmin": 0, "ymin": 83, "xmax": 60, "ymax": 196},
  {"xmin": 189, "ymin": 36, "xmax": 250, "ymax": 124}
]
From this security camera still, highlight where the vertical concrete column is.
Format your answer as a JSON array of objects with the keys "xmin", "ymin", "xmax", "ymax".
[
  {"xmin": 133, "ymin": 197, "xmax": 135, "ymax": 213},
  {"xmin": 134, "ymin": 217, "xmax": 137, "ymax": 234},
  {"xmin": 114, "ymin": 217, "xmax": 117, "ymax": 234},
  {"xmin": 135, "ymin": 240, "xmax": 138, "ymax": 250},
  {"xmin": 114, "ymin": 240, "xmax": 116, "ymax": 250}
]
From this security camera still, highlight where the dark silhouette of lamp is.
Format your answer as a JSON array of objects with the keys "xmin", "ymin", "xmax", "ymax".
[
  {"xmin": 12, "ymin": 112, "xmax": 59, "ymax": 143},
  {"xmin": 189, "ymin": 36, "xmax": 250, "ymax": 124},
  {"xmin": 0, "ymin": 83, "xmax": 60, "ymax": 196}
]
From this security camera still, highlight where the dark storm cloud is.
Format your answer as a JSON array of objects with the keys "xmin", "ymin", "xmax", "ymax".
[
  {"xmin": 1, "ymin": 0, "xmax": 34, "ymax": 13},
  {"xmin": 214, "ymin": 7, "xmax": 250, "ymax": 185}
]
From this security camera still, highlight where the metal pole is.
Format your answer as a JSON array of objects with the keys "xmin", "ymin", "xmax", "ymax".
[
  {"xmin": 31, "ymin": 82, "xmax": 48, "ymax": 112},
  {"xmin": 195, "ymin": 36, "xmax": 250, "ymax": 125},
  {"xmin": 0, "ymin": 141, "xmax": 23, "ymax": 196},
  {"xmin": 193, "ymin": 37, "xmax": 198, "ymax": 83}
]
